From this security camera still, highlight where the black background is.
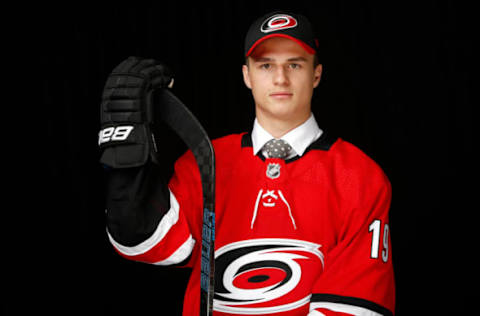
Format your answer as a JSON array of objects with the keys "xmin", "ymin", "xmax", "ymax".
[{"xmin": 9, "ymin": 1, "xmax": 474, "ymax": 315}]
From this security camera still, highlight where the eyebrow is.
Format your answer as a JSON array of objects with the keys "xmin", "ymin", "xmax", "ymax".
[
  {"xmin": 287, "ymin": 57, "xmax": 308, "ymax": 62},
  {"xmin": 252, "ymin": 57, "xmax": 308, "ymax": 63}
]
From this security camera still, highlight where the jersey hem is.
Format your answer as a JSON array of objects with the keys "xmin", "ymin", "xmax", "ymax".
[{"xmin": 310, "ymin": 294, "xmax": 393, "ymax": 316}]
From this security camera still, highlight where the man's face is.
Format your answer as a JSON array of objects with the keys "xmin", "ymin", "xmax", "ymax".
[{"xmin": 242, "ymin": 37, "xmax": 322, "ymax": 128}]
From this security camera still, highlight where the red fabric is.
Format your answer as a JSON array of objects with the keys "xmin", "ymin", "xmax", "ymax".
[
  {"xmin": 112, "ymin": 132, "xmax": 395, "ymax": 315},
  {"xmin": 178, "ymin": 133, "xmax": 394, "ymax": 315}
]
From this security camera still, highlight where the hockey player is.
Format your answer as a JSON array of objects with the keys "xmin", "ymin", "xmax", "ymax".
[{"xmin": 100, "ymin": 11, "xmax": 395, "ymax": 316}]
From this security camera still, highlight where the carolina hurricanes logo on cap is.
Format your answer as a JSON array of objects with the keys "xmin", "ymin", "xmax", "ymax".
[{"xmin": 261, "ymin": 14, "xmax": 298, "ymax": 33}]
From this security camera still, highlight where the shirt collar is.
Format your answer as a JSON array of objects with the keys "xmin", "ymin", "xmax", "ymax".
[{"xmin": 251, "ymin": 113, "xmax": 323, "ymax": 158}]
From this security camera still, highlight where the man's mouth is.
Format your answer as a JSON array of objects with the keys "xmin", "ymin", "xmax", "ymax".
[{"xmin": 269, "ymin": 92, "xmax": 293, "ymax": 99}]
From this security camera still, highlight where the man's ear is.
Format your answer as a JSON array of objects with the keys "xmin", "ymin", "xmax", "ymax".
[
  {"xmin": 313, "ymin": 64, "xmax": 322, "ymax": 88},
  {"xmin": 242, "ymin": 64, "xmax": 252, "ymax": 89}
]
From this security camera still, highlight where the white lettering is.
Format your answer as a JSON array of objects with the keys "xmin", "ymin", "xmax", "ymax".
[{"xmin": 99, "ymin": 126, "xmax": 134, "ymax": 145}]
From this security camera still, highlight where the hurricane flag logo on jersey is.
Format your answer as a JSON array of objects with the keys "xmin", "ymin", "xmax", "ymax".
[
  {"xmin": 214, "ymin": 238, "xmax": 324, "ymax": 314},
  {"xmin": 261, "ymin": 14, "xmax": 298, "ymax": 33}
]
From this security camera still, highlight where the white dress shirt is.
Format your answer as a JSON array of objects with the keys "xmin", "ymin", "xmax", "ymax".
[{"xmin": 251, "ymin": 113, "xmax": 323, "ymax": 159}]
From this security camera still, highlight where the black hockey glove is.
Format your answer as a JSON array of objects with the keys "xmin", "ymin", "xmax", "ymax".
[{"xmin": 99, "ymin": 56, "xmax": 173, "ymax": 168}]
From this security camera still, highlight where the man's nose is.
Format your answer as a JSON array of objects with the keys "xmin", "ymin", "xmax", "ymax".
[{"xmin": 273, "ymin": 66, "xmax": 289, "ymax": 85}]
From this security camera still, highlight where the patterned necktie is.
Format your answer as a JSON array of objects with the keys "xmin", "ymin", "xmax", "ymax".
[{"xmin": 264, "ymin": 139, "xmax": 292, "ymax": 159}]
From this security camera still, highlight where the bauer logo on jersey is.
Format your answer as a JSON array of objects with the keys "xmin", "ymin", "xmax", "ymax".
[
  {"xmin": 261, "ymin": 14, "xmax": 298, "ymax": 33},
  {"xmin": 214, "ymin": 238, "xmax": 324, "ymax": 314}
]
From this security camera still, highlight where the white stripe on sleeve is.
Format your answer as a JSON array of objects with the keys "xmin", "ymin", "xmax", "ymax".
[{"xmin": 153, "ymin": 235, "xmax": 195, "ymax": 265}]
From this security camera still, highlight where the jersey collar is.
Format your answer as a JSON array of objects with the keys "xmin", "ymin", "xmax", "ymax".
[{"xmin": 251, "ymin": 113, "xmax": 323, "ymax": 158}]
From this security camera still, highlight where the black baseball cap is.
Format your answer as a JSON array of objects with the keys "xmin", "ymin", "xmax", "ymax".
[{"xmin": 244, "ymin": 11, "xmax": 319, "ymax": 57}]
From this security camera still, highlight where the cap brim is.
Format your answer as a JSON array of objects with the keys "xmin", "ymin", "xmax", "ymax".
[{"xmin": 245, "ymin": 33, "xmax": 316, "ymax": 57}]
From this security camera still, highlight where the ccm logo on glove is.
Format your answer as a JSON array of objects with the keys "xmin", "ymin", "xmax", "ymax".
[{"xmin": 98, "ymin": 126, "xmax": 134, "ymax": 145}]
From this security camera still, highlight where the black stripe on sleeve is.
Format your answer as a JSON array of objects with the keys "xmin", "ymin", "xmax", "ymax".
[{"xmin": 311, "ymin": 294, "xmax": 393, "ymax": 316}]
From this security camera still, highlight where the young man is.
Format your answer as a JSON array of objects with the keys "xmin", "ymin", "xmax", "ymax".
[{"xmin": 101, "ymin": 11, "xmax": 395, "ymax": 316}]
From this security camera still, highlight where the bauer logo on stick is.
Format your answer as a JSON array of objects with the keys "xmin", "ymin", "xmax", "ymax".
[{"xmin": 261, "ymin": 14, "xmax": 298, "ymax": 33}]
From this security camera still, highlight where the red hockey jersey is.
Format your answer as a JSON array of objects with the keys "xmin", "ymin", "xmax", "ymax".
[{"xmin": 108, "ymin": 132, "xmax": 395, "ymax": 316}]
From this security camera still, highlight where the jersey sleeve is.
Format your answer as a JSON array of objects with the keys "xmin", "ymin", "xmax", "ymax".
[
  {"xmin": 308, "ymin": 147, "xmax": 395, "ymax": 315},
  {"xmin": 106, "ymin": 150, "xmax": 201, "ymax": 267}
]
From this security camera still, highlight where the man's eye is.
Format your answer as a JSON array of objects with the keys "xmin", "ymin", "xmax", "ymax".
[
  {"xmin": 289, "ymin": 63, "xmax": 301, "ymax": 69},
  {"xmin": 260, "ymin": 64, "xmax": 271, "ymax": 70}
]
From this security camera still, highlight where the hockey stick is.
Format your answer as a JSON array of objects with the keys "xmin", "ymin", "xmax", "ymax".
[{"xmin": 156, "ymin": 89, "xmax": 216, "ymax": 316}]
